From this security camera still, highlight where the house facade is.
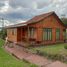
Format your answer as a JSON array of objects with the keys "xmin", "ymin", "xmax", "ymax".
[{"xmin": 6, "ymin": 12, "xmax": 66, "ymax": 46}]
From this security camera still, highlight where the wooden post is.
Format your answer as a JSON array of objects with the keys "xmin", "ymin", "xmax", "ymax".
[
  {"xmin": 21, "ymin": 27, "xmax": 22, "ymax": 41},
  {"xmin": 28, "ymin": 26, "xmax": 30, "ymax": 41}
]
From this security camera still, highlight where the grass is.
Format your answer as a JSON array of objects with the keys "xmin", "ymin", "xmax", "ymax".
[
  {"xmin": 28, "ymin": 43, "xmax": 67, "ymax": 63},
  {"xmin": 28, "ymin": 43, "xmax": 67, "ymax": 55},
  {"xmin": 0, "ymin": 39, "xmax": 37, "ymax": 67}
]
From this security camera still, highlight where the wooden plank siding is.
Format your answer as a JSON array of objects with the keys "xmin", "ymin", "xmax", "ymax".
[
  {"xmin": 6, "ymin": 12, "xmax": 66, "ymax": 46},
  {"xmin": 7, "ymin": 28, "xmax": 17, "ymax": 42},
  {"xmin": 27, "ymin": 14, "xmax": 65, "ymax": 44}
]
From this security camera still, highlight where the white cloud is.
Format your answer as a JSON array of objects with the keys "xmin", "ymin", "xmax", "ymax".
[
  {"xmin": 32, "ymin": 2, "xmax": 38, "ymax": 9},
  {"xmin": 0, "ymin": 1, "xmax": 9, "ymax": 13},
  {"xmin": 0, "ymin": 19, "xmax": 14, "ymax": 27},
  {"xmin": 0, "ymin": 0, "xmax": 67, "ymax": 27},
  {"xmin": 4, "ymin": 20, "xmax": 13, "ymax": 26}
]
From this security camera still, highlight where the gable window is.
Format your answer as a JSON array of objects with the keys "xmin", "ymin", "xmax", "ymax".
[
  {"xmin": 56, "ymin": 28, "xmax": 60, "ymax": 40},
  {"xmin": 43, "ymin": 28, "xmax": 52, "ymax": 41}
]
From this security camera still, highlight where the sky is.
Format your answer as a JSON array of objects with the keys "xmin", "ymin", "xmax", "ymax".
[{"xmin": 0, "ymin": 0, "xmax": 67, "ymax": 26}]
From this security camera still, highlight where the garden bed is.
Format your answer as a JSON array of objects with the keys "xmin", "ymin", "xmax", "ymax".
[{"xmin": 28, "ymin": 43, "xmax": 67, "ymax": 63}]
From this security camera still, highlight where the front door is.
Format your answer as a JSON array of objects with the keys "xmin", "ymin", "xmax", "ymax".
[{"xmin": 21, "ymin": 28, "xmax": 26, "ymax": 41}]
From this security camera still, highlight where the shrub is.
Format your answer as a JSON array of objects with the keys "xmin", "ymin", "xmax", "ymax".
[
  {"xmin": 0, "ymin": 29, "xmax": 7, "ymax": 39},
  {"xmin": 35, "ymin": 50, "xmax": 67, "ymax": 63},
  {"xmin": 36, "ymin": 50, "xmax": 46, "ymax": 56},
  {"xmin": 64, "ymin": 45, "xmax": 67, "ymax": 49}
]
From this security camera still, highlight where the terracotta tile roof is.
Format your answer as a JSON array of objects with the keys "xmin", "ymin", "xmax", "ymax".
[
  {"xmin": 26, "ymin": 11, "xmax": 54, "ymax": 24},
  {"xmin": 5, "ymin": 23, "xmax": 27, "ymax": 28},
  {"xmin": 26, "ymin": 11, "xmax": 65, "ymax": 27},
  {"xmin": 5, "ymin": 11, "xmax": 65, "ymax": 28},
  {"xmin": 5, "ymin": 11, "xmax": 55, "ymax": 28}
]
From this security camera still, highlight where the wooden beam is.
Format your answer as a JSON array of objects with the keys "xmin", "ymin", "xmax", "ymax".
[{"xmin": 28, "ymin": 26, "xmax": 30, "ymax": 39}]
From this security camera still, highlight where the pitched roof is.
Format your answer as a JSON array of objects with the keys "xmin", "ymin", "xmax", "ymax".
[
  {"xmin": 26, "ymin": 12, "xmax": 65, "ymax": 27},
  {"xmin": 5, "ymin": 11, "xmax": 65, "ymax": 28},
  {"xmin": 26, "ymin": 11, "xmax": 54, "ymax": 24},
  {"xmin": 5, "ymin": 23, "xmax": 27, "ymax": 28}
]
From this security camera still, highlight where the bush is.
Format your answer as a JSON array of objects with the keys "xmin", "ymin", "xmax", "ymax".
[
  {"xmin": 36, "ymin": 50, "xmax": 46, "ymax": 56},
  {"xmin": 64, "ymin": 45, "xmax": 67, "ymax": 49},
  {"xmin": 35, "ymin": 50, "xmax": 67, "ymax": 62},
  {"xmin": 0, "ymin": 29, "xmax": 7, "ymax": 39}
]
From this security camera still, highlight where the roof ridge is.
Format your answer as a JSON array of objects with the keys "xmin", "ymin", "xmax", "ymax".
[
  {"xmin": 26, "ymin": 11, "xmax": 55, "ymax": 24},
  {"xmin": 6, "ymin": 11, "xmax": 57, "ymax": 28},
  {"xmin": 35, "ymin": 11, "xmax": 55, "ymax": 17}
]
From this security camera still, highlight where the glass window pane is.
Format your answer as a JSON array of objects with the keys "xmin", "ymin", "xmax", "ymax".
[
  {"xmin": 49, "ymin": 30, "xmax": 52, "ymax": 40},
  {"xmin": 43, "ymin": 28, "xmax": 52, "ymax": 41},
  {"xmin": 29, "ymin": 28, "xmax": 35, "ymax": 38},
  {"xmin": 56, "ymin": 28, "xmax": 60, "ymax": 40},
  {"xmin": 45, "ymin": 30, "xmax": 47, "ymax": 40}
]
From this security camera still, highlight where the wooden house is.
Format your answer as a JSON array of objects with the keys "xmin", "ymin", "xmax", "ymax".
[{"xmin": 6, "ymin": 12, "xmax": 66, "ymax": 46}]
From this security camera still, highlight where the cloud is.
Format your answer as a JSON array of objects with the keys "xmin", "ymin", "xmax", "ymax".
[
  {"xmin": 0, "ymin": 0, "xmax": 9, "ymax": 13},
  {"xmin": 8, "ymin": 0, "xmax": 67, "ymax": 17},
  {"xmin": 0, "ymin": 0, "xmax": 67, "ymax": 26}
]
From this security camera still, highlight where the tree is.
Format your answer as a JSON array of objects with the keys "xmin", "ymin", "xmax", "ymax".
[{"xmin": 0, "ymin": 29, "xmax": 7, "ymax": 39}]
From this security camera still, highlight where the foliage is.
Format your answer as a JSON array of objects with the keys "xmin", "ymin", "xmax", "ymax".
[
  {"xmin": 28, "ymin": 43, "xmax": 67, "ymax": 63},
  {"xmin": 0, "ymin": 29, "xmax": 7, "ymax": 39},
  {"xmin": 64, "ymin": 45, "xmax": 67, "ymax": 49},
  {"xmin": 36, "ymin": 50, "xmax": 67, "ymax": 62},
  {"xmin": 61, "ymin": 18, "xmax": 67, "ymax": 25}
]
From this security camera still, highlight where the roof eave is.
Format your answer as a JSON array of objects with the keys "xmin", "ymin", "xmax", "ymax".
[{"xmin": 5, "ymin": 24, "xmax": 27, "ymax": 29}]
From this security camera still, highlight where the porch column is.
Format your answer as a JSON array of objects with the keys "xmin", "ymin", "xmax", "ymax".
[
  {"xmin": 21, "ymin": 27, "xmax": 22, "ymax": 41},
  {"xmin": 37, "ymin": 28, "xmax": 42, "ymax": 41},
  {"xmin": 52, "ymin": 28, "xmax": 56, "ymax": 43},
  {"xmin": 27, "ymin": 26, "xmax": 30, "ymax": 41}
]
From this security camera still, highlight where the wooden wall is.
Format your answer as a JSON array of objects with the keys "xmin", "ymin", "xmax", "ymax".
[
  {"xmin": 28, "ymin": 14, "xmax": 65, "ymax": 45},
  {"xmin": 7, "ymin": 28, "xmax": 17, "ymax": 42}
]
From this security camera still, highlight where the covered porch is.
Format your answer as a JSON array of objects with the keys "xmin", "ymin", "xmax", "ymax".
[{"xmin": 17, "ymin": 26, "xmax": 37, "ymax": 46}]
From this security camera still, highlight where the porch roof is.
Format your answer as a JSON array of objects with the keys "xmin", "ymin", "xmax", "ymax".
[{"xmin": 5, "ymin": 23, "xmax": 27, "ymax": 28}]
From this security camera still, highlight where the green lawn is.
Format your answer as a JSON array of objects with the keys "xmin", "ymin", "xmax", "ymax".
[
  {"xmin": 0, "ymin": 39, "xmax": 37, "ymax": 67},
  {"xmin": 28, "ymin": 43, "xmax": 67, "ymax": 55}
]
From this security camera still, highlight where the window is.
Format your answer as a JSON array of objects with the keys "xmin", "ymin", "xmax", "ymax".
[
  {"xmin": 56, "ymin": 28, "xmax": 60, "ymax": 40},
  {"xmin": 12, "ymin": 29, "xmax": 16, "ymax": 35},
  {"xmin": 43, "ymin": 28, "xmax": 52, "ymax": 41},
  {"xmin": 29, "ymin": 28, "xmax": 35, "ymax": 38}
]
